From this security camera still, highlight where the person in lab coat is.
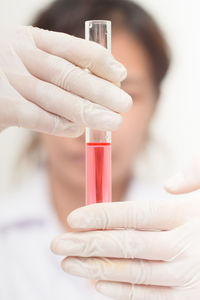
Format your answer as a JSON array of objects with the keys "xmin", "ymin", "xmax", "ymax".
[{"xmin": 1, "ymin": 0, "xmax": 200, "ymax": 299}]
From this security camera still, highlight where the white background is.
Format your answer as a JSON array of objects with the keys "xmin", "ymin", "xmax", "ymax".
[{"xmin": 0, "ymin": 0, "xmax": 200, "ymax": 194}]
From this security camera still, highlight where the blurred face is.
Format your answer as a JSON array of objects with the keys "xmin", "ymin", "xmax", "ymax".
[{"xmin": 40, "ymin": 30, "xmax": 157, "ymax": 188}]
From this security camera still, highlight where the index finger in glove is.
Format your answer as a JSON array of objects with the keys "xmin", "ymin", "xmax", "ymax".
[
  {"xmin": 31, "ymin": 27, "xmax": 127, "ymax": 83},
  {"xmin": 19, "ymin": 48, "xmax": 132, "ymax": 114},
  {"xmin": 67, "ymin": 200, "xmax": 190, "ymax": 231}
]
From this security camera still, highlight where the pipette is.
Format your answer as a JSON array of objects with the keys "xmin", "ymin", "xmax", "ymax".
[{"xmin": 85, "ymin": 20, "xmax": 112, "ymax": 205}]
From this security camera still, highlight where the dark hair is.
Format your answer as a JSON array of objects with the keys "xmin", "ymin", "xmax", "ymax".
[{"xmin": 32, "ymin": 0, "xmax": 170, "ymax": 88}]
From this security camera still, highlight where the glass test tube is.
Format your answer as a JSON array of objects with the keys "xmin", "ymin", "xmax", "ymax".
[{"xmin": 85, "ymin": 20, "xmax": 112, "ymax": 205}]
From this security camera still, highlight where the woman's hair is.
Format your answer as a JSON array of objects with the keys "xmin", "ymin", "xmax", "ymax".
[
  {"xmin": 17, "ymin": 0, "xmax": 170, "ymax": 174},
  {"xmin": 32, "ymin": 0, "xmax": 170, "ymax": 88}
]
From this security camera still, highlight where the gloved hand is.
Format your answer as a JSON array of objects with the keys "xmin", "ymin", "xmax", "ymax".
[
  {"xmin": 0, "ymin": 24, "xmax": 131, "ymax": 136},
  {"xmin": 51, "ymin": 158, "xmax": 200, "ymax": 300}
]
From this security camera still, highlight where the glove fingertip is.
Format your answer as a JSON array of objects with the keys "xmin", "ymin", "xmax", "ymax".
[{"xmin": 164, "ymin": 172, "xmax": 187, "ymax": 194}]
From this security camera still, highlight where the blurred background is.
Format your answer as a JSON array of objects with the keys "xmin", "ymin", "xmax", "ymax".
[{"xmin": 0, "ymin": 0, "xmax": 200, "ymax": 194}]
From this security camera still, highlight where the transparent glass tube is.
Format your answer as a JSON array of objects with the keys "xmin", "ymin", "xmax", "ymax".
[{"xmin": 85, "ymin": 20, "xmax": 112, "ymax": 205}]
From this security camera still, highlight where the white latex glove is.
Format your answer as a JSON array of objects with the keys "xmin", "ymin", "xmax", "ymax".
[
  {"xmin": 0, "ymin": 24, "xmax": 132, "ymax": 136},
  {"xmin": 51, "ymin": 158, "xmax": 200, "ymax": 300}
]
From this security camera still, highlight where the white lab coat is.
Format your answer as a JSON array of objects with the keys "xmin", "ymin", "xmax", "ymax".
[{"xmin": 0, "ymin": 169, "xmax": 170, "ymax": 300}]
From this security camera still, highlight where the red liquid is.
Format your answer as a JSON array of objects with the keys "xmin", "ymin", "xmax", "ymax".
[{"xmin": 86, "ymin": 143, "xmax": 111, "ymax": 205}]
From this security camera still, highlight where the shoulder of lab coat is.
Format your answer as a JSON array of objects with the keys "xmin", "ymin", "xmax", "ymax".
[
  {"xmin": 0, "ymin": 169, "xmax": 59, "ymax": 231},
  {"xmin": 0, "ymin": 170, "xmax": 112, "ymax": 300}
]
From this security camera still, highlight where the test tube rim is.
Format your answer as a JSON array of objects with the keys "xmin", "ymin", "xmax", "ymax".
[{"xmin": 85, "ymin": 20, "xmax": 111, "ymax": 25}]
